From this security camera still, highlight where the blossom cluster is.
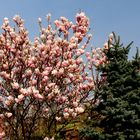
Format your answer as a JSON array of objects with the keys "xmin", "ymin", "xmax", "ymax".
[
  {"xmin": 0, "ymin": 12, "xmax": 97, "ymax": 138},
  {"xmin": 0, "ymin": 12, "xmax": 107, "ymax": 139}
]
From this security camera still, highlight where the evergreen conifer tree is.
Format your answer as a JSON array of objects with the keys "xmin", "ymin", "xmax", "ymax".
[{"xmin": 80, "ymin": 33, "xmax": 140, "ymax": 140}]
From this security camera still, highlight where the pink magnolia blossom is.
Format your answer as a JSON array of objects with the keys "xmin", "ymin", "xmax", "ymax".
[
  {"xmin": 0, "ymin": 114, "xmax": 4, "ymax": 119},
  {"xmin": 72, "ymin": 101, "xmax": 78, "ymax": 108},
  {"xmin": 47, "ymin": 93, "xmax": 53, "ymax": 100},
  {"xmin": 5, "ymin": 112, "xmax": 12, "ymax": 118},
  {"xmin": 7, "ymin": 96, "xmax": 14, "ymax": 101},
  {"xmin": 38, "ymin": 17, "xmax": 42, "ymax": 23},
  {"xmin": 3, "ymin": 63, "xmax": 8, "ymax": 69},
  {"xmin": 55, "ymin": 116, "xmax": 61, "ymax": 122},
  {"xmin": 26, "ymin": 69, "xmax": 32, "ymax": 76},
  {"xmin": 13, "ymin": 15, "xmax": 21, "ymax": 23},
  {"xmin": 46, "ymin": 13, "xmax": 51, "ymax": 21},
  {"xmin": 34, "ymin": 93, "xmax": 44, "ymax": 100},
  {"xmin": 62, "ymin": 60, "xmax": 69, "ymax": 67},
  {"xmin": 0, "ymin": 131, "xmax": 5, "ymax": 139},
  {"xmin": 63, "ymin": 112, "xmax": 69, "ymax": 119},
  {"xmin": 44, "ymin": 108, "xmax": 49, "ymax": 113},
  {"xmin": 20, "ymin": 88, "xmax": 28, "ymax": 95},
  {"xmin": 75, "ymin": 107, "xmax": 84, "ymax": 114},
  {"xmin": 11, "ymin": 82, "xmax": 19, "ymax": 89},
  {"xmin": 5, "ymin": 100, "xmax": 12, "ymax": 106},
  {"xmin": 31, "ymin": 79, "xmax": 37, "ymax": 85},
  {"xmin": 58, "ymin": 68, "xmax": 64, "ymax": 75},
  {"xmin": 51, "ymin": 69, "xmax": 58, "ymax": 75},
  {"xmin": 68, "ymin": 108, "xmax": 74, "ymax": 114},
  {"xmin": 45, "ymin": 86, "xmax": 49, "ymax": 92},
  {"xmin": 72, "ymin": 112, "xmax": 77, "ymax": 118},
  {"xmin": 104, "ymin": 42, "xmax": 109, "ymax": 49},
  {"xmin": 15, "ymin": 98, "xmax": 20, "ymax": 103},
  {"xmin": 0, "ymin": 71, "xmax": 10, "ymax": 79},
  {"xmin": 18, "ymin": 94, "xmax": 24, "ymax": 101}
]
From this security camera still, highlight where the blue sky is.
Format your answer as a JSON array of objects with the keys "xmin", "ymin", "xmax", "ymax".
[{"xmin": 0, "ymin": 0, "xmax": 140, "ymax": 57}]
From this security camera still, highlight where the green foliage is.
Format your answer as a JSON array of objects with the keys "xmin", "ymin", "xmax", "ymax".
[
  {"xmin": 80, "ymin": 33, "xmax": 140, "ymax": 140},
  {"xmin": 79, "ymin": 127, "xmax": 100, "ymax": 140}
]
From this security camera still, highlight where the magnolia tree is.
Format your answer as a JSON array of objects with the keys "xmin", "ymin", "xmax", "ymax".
[{"xmin": 0, "ymin": 12, "xmax": 100, "ymax": 140}]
